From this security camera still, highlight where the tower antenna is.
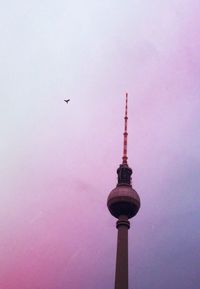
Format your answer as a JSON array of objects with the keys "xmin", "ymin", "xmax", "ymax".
[{"xmin": 122, "ymin": 92, "xmax": 128, "ymax": 165}]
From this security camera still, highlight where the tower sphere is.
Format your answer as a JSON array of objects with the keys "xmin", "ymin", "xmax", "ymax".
[{"xmin": 107, "ymin": 184, "xmax": 140, "ymax": 219}]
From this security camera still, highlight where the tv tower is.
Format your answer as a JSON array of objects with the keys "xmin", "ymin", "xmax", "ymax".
[{"xmin": 107, "ymin": 93, "xmax": 140, "ymax": 289}]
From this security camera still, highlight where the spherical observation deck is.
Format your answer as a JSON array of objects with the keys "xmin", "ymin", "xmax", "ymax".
[{"xmin": 107, "ymin": 185, "xmax": 140, "ymax": 219}]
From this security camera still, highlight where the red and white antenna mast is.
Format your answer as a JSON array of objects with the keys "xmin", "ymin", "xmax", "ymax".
[{"xmin": 122, "ymin": 92, "xmax": 128, "ymax": 165}]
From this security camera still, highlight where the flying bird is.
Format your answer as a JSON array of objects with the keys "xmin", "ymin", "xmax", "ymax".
[{"xmin": 64, "ymin": 99, "xmax": 70, "ymax": 103}]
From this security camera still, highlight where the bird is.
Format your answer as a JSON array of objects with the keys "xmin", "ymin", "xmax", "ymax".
[{"xmin": 64, "ymin": 99, "xmax": 70, "ymax": 103}]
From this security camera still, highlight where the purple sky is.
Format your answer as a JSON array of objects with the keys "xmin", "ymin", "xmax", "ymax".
[{"xmin": 0, "ymin": 1, "xmax": 200, "ymax": 288}]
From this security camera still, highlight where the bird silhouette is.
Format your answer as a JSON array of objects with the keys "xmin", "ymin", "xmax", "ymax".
[{"xmin": 64, "ymin": 99, "xmax": 70, "ymax": 103}]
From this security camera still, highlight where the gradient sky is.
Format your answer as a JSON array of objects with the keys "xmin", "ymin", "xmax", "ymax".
[{"xmin": 0, "ymin": 1, "xmax": 200, "ymax": 289}]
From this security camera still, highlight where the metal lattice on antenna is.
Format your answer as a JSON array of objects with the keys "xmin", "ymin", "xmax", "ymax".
[{"xmin": 122, "ymin": 92, "xmax": 128, "ymax": 165}]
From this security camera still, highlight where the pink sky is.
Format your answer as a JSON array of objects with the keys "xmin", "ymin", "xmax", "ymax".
[{"xmin": 0, "ymin": 1, "xmax": 200, "ymax": 288}]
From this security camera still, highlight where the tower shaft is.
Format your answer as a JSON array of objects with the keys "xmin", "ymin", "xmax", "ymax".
[{"xmin": 115, "ymin": 215, "xmax": 130, "ymax": 289}]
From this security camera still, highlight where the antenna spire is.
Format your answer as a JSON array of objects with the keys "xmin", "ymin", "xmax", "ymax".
[
  {"xmin": 117, "ymin": 92, "xmax": 132, "ymax": 185},
  {"xmin": 122, "ymin": 92, "xmax": 128, "ymax": 164}
]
